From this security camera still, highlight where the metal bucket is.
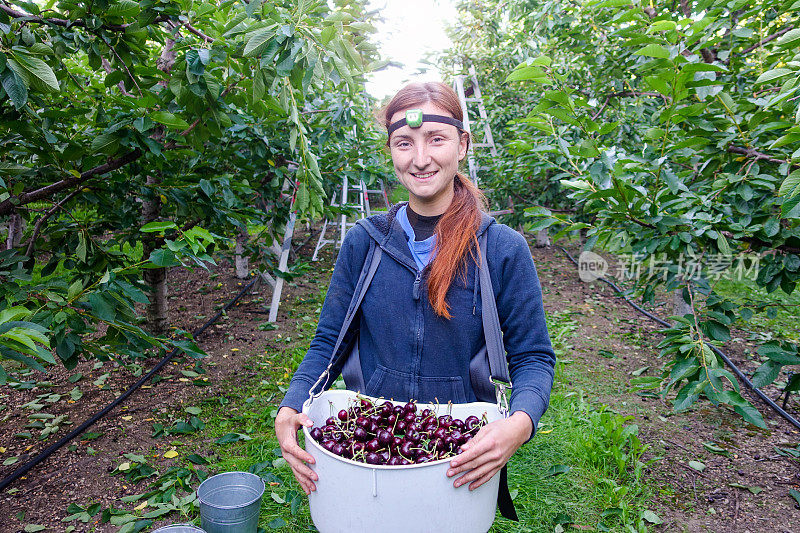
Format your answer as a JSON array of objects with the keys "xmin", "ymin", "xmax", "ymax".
[
  {"xmin": 302, "ymin": 390, "xmax": 503, "ymax": 533},
  {"xmin": 152, "ymin": 526, "xmax": 206, "ymax": 533},
  {"xmin": 197, "ymin": 471, "xmax": 265, "ymax": 533}
]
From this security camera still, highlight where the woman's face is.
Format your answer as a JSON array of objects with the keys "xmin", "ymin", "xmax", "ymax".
[{"xmin": 388, "ymin": 101, "xmax": 468, "ymax": 216}]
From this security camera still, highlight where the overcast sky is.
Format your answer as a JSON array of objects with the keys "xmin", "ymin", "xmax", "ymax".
[{"xmin": 364, "ymin": 0, "xmax": 458, "ymax": 102}]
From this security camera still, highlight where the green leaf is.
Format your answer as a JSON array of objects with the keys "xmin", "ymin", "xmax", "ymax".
[
  {"xmin": 90, "ymin": 133, "xmax": 119, "ymax": 155},
  {"xmin": 729, "ymin": 482, "xmax": 764, "ymax": 495},
  {"xmin": 186, "ymin": 453, "xmax": 208, "ymax": 465},
  {"xmin": 216, "ymin": 432, "xmax": 251, "ymax": 444},
  {"xmin": 148, "ymin": 249, "xmax": 181, "ymax": 267},
  {"xmin": 244, "ymin": 28, "xmax": 275, "ymax": 57},
  {"xmin": 149, "ymin": 111, "xmax": 189, "ymax": 130},
  {"xmin": 703, "ymin": 442, "xmax": 730, "ymax": 457},
  {"xmin": 106, "ymin": 0, "xmax": 140, "ymax": 17},
  {"xmin": 506, "ymin": 66, "xmax": 548, "ymax": 83},
  {"xmin": 635, "ymin": 43, "xmax": 670, "ymax": 59},
  {"xmin": 24, "ymin": 525, "xmax": 46, "ymax": 532},
  {"xmin": 2, "ymin": 68, "xmax": 28, "ymax": 109},
  {"xmin": 779, "ymin": 170, "xmax": 800, "ymax": 198},
  {"xmin": 267, "ymin": 518, "xmax": 286, "ymax": 529},
  {"xmin": 543, "ymin": 464, "xmax": 570, "ymax": 477},
  {"xmin": 320, "ymin": 26, "xmax": 336, "ymax": 46},
  {"xmin": 790, "ymin": 488, "xmax": 800, "ymax": 507},
  {"xmin": 755, "ymin": 68, "xmax": 793, "ymax": 84},
  {"xmin": 688, "ymin": 460, "xmax": 705, "ymax": 472},
  {"xmin": 141, "ymin": 221, "xmax": 177, "ymax": 233},
  {"xmin": 13, "ymin": 53, "xmax": 59, "ymax": 91},
  {"xmin": 641, "ymin": 510, "xmax": 662, "ymax": 524},
  {"xmin": 777, "ymin": 28, "xmax": 800, "ymax": 46}
]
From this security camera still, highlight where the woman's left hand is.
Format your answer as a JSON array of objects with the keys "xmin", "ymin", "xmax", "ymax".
[{"xmin": 446, "ymin": 411, "xmax": 533, "ymax": 490}]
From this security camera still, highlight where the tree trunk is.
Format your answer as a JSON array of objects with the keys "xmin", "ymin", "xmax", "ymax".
[
  {"xmin": 142, "ymin": 174, "xmax": 168, "ymax": 335},
  {"xmin": 6, "ymin": 211, "xmax": 25, "ymax": 250},
  {"xmin": 672, "ymin": 286, "xmax": 693, "ymax": 318},
  {"xmin": 234, "ymin": 226, "xmax": 250, "ymax": 279},
  {"xmin": 535, "ymin": 228, "xmax": 550, "ymax": 248},
  {"xmin": 140, "ymin": 38, "xmax": 177, "ymax": 336}
]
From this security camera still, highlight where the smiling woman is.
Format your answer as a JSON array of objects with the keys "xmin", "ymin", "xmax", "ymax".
[{"xmin": 275, "ymin": 81, "xmax": 555, "ymax": 526}]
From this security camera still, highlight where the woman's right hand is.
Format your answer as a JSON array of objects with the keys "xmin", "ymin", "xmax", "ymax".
[{"xmin": 275, "ymin": 406, "xmax": 318, "ymax": 495}]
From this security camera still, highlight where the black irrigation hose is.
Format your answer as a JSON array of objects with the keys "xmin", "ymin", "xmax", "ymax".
[
  {"xmin": 556, "ymin": 245, "xmax": 800, "ymax": 432},
  {"xmin": 0, "ymin": 276, "xmax": 260, "ymax": 493}
]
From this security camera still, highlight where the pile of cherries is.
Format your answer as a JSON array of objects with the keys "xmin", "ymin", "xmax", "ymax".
[{"xmin": 308, "ymin": 398, "xmax": 486, "ymax": 466}]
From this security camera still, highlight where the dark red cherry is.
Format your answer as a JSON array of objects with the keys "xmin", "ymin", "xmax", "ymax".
[
  {"xmin": 353, "ymin": 427, "xmax": 369, "ymax": 442},
  {"xmin": 366, "ymin": 438, "xmax": 381, "ymax": 453},
  {"xmin": 365, "ymin": 452, "xmax": 381, "ymax": 465},
  {"xmin": 377, "ymin": 429, "xmax": 393, "ymax": 446},
  {"xmin": 338, "ymin": 409, "xmax": 349, "ymax": 422},
  {"xmin": 310, "ymin": 427, "xmax": 323, "ymax": 441}
]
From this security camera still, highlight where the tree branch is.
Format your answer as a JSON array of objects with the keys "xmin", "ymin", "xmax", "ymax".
[
  {"xmin": 728, "ymin": 145, "xmax": 798, "ymax": 167},
  {"xmin": 101, "ymin": 57, "xmax": 134, "ymax": 97},
  {"xmin": 723, "ymin": 231, "xmax": 800, "ymax": 255},
  {"xmin": 739, "ymin": 25, "xmax": 795, "ymax": 56},
  {"xmin": 0, "ymin": 149, "xmax": 143, "ymax": 216},
  {"xmin": 97, "ymin": 33, "xmax": 142, "ymax": 97},
  {"xmin": 24, "ymin": 187, "xmax": 83, "ymax": 257},
  {"xmin": 0, "ymin": 3, "xmax": 167, "ymax": 31},
  {"xmin": 184, "ymin": 22, "xmax": 214, "ymax": 43}
]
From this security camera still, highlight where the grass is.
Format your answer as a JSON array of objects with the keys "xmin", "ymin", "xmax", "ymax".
[{"xmin": 711, "ymin": 277, "xmax": 800, "ymax": 343}]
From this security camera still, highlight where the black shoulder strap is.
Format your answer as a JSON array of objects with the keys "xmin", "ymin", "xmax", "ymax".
[
  {"xmin": 311, "ymin": 241, "xmax": 382, "ymax": 394},
  {"xmin": 478, "ymin": 231, "xmax": 511, "ymax": 385}
]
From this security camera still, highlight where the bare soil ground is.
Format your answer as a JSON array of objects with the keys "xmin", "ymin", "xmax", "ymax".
[{"xmin": 0, "ymin": 227, "xmax": 798, "ymax": 532}]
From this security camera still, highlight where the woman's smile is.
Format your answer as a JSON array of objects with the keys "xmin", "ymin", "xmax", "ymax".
[{"xmin": 412, "ymin": 170, "xmax": 438, "ymax": 180}]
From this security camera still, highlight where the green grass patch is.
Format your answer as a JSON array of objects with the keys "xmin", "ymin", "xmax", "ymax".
[{"xmin": 712, "ymin": 277, "xmax": 800, "ymax": 342}]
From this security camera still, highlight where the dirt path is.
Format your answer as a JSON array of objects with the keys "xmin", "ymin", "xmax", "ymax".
[{"xmin": 0, "ymin": 229, "xmax": 798, "ymax": 532}]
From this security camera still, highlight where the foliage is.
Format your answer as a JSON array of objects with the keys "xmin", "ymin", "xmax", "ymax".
[
  {"xmin": 0, "ymin": 0, "xmax": 387, "ymax": 376},
  {"xmin": 442, "ymin": 0, "xmax": 800, "ymax": 422}
]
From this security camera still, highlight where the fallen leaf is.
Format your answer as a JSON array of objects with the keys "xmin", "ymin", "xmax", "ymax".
[
  {"xmin": 163, "ymin": 450, "xmax": 178, "ymax": 459},
  {"xmin": 688, "ymin": 460, "xmax": 706, "ymax": 472},
  {"xmin": 641, "ymin": 510, "xmax": 662, "ymax": 524},
  {"xmin": 134, "ymin": 501, "xmax": 148, "ymax": 511},
  {"xmin": 121, "ymin": 416, "xmax": 132, "ymax": 421},
  {"xmin": 729, "ymin": 483, "xmax": 763, "ymax": 495},
  {"xmin": 118, "ymin": 462, "xmax": 131, "ymax": 471}
]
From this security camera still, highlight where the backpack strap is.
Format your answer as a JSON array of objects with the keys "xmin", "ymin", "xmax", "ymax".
[
  {"xmin": 478, "ymin": 231, "xmax": 511, "ymax": 388},
  {"xmin": 307, "ymin": 240, "xmax": 382, "ymax": 403}
]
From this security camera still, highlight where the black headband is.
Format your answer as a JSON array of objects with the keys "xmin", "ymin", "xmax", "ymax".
[{"xmin": 387, "ymin": 111, "xmax": 465, "ymax": 137}]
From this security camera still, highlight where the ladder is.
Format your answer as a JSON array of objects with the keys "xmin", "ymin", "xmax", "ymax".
[
  {"xmin": 249, "ymin": 177, "xmax": 298, "ymax": 322},
  {"xmin": 311, "ymin": 174, "xmax": 391, "ymax": 261},
  {"xmin": 453, "ymin": 65, "xmax": 499, "ymax": 186},
  {"xmin": 453, "ymin": 66, "xmax": 514, "ymax": 218}
]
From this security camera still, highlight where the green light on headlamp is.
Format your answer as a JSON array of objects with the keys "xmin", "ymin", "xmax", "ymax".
[{"xmin": 405, "ymin": 109, "xmax": 423, "ymax": 128}]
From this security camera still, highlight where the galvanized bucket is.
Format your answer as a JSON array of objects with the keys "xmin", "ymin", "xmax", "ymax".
[
  {"xmin": 197, "ymin": 471, "xmax": 265, "ymax": 533},
  {"xmin": 152, "ymin": 526, "xmax": 206, "ymax": 533}
]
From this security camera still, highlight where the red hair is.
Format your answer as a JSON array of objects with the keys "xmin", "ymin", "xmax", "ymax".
[{"xmin": 381, "ymin": 82, "xmax": 489, "ymax": 319}]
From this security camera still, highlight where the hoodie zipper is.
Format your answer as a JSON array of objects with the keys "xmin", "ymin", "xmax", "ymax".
[{"xmin": 412, "ymin": 269, "xmax": 422, "ymax": 300}]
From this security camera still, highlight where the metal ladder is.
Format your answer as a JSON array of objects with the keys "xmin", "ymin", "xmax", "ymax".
[
  {"xmin": 453, "ymin": 66, "xmax": 513, "ymax": 217},
  {"xmin": 311, "ymin": 174, "xmax": 391, "ymax": 261}
]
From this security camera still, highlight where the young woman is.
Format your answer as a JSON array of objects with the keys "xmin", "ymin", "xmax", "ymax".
[{"xmin": 275, "ymin": 82, "xmax": 555, "ymax": 499}]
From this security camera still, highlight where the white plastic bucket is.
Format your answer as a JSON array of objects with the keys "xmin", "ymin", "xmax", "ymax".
[{"xmin": 302, "ymin": 390, "xmax": 503, "ymax": 533}]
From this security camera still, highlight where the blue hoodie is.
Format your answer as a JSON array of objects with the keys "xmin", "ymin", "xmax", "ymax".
[{"xmin": 280, "ymin": 202, "xmax": 555, "ymax": 433}]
